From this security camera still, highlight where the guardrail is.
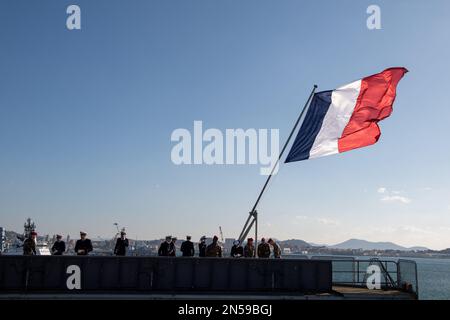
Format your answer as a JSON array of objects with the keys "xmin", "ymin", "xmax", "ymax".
[
  {"xmin": 0, "ymin": 256, "xmax": 332, "ymax": 294},
  {"xmin": 311, "ymin": 256, "xmax": 419, "ymax": 299}
]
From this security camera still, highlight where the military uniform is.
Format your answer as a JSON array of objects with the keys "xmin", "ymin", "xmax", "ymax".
[
  {"xmin": 230, "ymin": 245, "xmax": 244, "ymax": 257},
  {"xmin": 257, "ymin": 242, "xmax": 271, "ymax": 258},
  {"xmin": 158, "ymin": 241, "xmax": 170, "ymax": 256},
  {"xmin": 244, "ymin": 244, "xmax": 255, "ymax": 257},
  {"xmin": 198, "ymin": 242, "xmax": 207, "ymax": 257},
  {"xmin": 180, "ymin": 240, "xmax": 195, "ymax": 256},
  {"xmin": 168, "ymin": 241, "xmax": 176, "ymax": 256},
  {"xmin": 74, "ymin": 238, "xmax": 93, "ymax": 255},
  {"xmin": 51, "ymin": 240, "xmax": 66, "ymax": 255},
  {"xmin": 206, "ymin": 242, "xmax": 222, "ymax": 257},
  {"xmin": 114, "ymin": 238, "xmax": 129, "ymax": 256},
  {"xmin": 23, "ymin": 238, "xmax": 36, "ymax": 255}
]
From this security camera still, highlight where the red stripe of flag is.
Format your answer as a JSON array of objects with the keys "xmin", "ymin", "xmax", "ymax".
[{"xmin": 338, "ymin": 67, "xmax": 408, "ymax": 153}]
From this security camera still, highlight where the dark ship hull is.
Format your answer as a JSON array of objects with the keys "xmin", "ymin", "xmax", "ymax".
[{"xmin": 0, "ymin": 256, "xmax": 417, "ymax": 300}]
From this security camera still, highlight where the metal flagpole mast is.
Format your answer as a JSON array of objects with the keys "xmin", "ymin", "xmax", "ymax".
[{"xmin": 238, "ymin": 85, "xmax": 318, "ymax": 247}]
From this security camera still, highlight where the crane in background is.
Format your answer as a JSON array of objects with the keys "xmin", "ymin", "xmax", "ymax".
[{"xmin": 113, "ymin": 223, "xmax": 126, "ymax": 241}]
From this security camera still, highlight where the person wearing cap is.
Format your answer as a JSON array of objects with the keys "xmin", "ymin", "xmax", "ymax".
[
  {"xmin": 198, "ymin": 236, "xmax": 207, "ymax": 257},
  {"xmin": 230, "ymin": 240, "xmax": 244, "ymax": 258},
  {"xmin": 23, "ymin": 231, "xmax": 37, "ymax": 255},
  {"xmin": 168, "ymin": 237, "xmax": 177, "ymax": 256},
  {"xmin": 180, "ymin": 235, "xmax": 195, "ymax": 257},
  {"xmin": 114, "ymin": 231, "xmax": 129, "ymax": 256},
  {"xmin": 206, "ymin": 235, "xmax": 222, "ymax": 257},
  {"xmin": 257, "ymin": 237, "xmax": 271, "ymax": 258},
  {"xmin": 244, "ymin": 238, "xmax": 255, "ymax": 258},
  {"xmin": 74, "ymin": 231, "xmax": 93, "ymax": 256},
  {"xmin": 268, "ymin": 238, "xmax": 281, "ymax": 259},
  {"xmin": 51, "ymin": 234, "xmax": 66, "ymax": 255},
  {"xmin": 158, "ymin": 236, "xmax": 171, "ymax": 256}
]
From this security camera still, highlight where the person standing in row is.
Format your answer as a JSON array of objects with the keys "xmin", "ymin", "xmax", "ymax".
[
  {"xmin": 180, "ymin": 235, "xmax": 195, "ymax": 257},
  {"xmin": 257, "ymin": 238, "xmax": 271, "ymax": 258},
  {"xmin": 114, "ymin": 231, "xmax": 129, "ymax": 256},
  {"xmin": 51, "ymin": 234, "xmax": 66, "ymax": 255},
  {"xmin": 268, "ymin": 238, "xmax": 281, "ymax": 258},
  {"xmin": 206, "ymin": 235, "xmax": 222, "ymax": 257},
  {"xmin": 244, "ymin": 238, "xmax": 255, "ymax": 257},
  {"xmin": 75, "ymin": 231, "xmax": 93, "ymax": 256},
  {"xmin": 230, "ymin": 240, "xmax": 243, "ymax": 257},
  {"xmin": 23, "ymin": 231, "xmax": 37, "ymax": 255},
  {"xmin": 169, "ymin": 237, "xmax": 177, "ymax": 256},
  {"xmin": 158, "ymin": 236, "xmax": 171, "ymax": 256},
  {"xmin": 198, "ymin": 236, "xmax": 207, "ymax": 257}
]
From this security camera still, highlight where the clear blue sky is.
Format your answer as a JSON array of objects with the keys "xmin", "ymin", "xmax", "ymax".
[{"xmin": 1, "ymin": 0, "xmax": 450, "ymax": 249}]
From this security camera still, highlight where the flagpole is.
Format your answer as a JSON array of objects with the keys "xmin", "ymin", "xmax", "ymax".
[{"xmin": 238, "ymin": 85, "xmax": 318, "ymax": 246}]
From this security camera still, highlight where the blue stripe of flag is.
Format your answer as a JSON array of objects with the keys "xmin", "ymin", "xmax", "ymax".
[{"xmin": 285, "ymin": 91, "xmax": 333, "ymax": 163}]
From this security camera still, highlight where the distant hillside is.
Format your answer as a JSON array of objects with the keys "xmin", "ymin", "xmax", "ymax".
[
  {"xmin": 408, "ymin": 246, "xmax": 429, "ymax": 251},
  {"xmin": 308, "ymin": 242, "xmax": 328, "ymax": 247},
  {"xmin": 279, "ymin": 239, "xmax": 311, "ymax": 248},
  {"xmin": 329, "ymin": 239, "xmax": 428, "ymax": 251}
]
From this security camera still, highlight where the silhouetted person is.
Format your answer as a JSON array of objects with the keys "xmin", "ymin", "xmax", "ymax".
[
  {"xmin": 244, "ymin": 238, "xmax": 255, "ymax": 257},
  {"xmin": 169, "ymin": 237, "xmax": 177, "ymax": 256},
  {"xmin": 74, "ymin": 231, "xmax": 93, "ymax": 256},
  {"xmin": 257, "ymin": 238, "xmax": 271, "ymax": 258},
  {"xmin": 51, "ymin": 234, "xmax": 66, "ymax": 255},
  {"xmin": 23, "ymin": 231, "xmax": 37, "ymax": 255},
  {"xmin": 158, "ymin": 236, "xmax": 171, "ymax": 256},
  {"xmin": 180, "ymin": 235, "xmax": 195, "ymax": 256},
  {"xmin": 114, "ymin": 231, "xmax": 129, "ymax": 256},
  {"xmin": 198, "ymin": 236, "xmax": 207, "ymax": 257},
  {"xmin": 206, "ymin": 235, "xmax": 222, "ymax": 257},
  {"xmin": 230, "ymin": 240, "xmax": 244, "ymax": 257},
  {"xmin": 268, "ymin": 238, "xmax": 281, "ymax": 258}
]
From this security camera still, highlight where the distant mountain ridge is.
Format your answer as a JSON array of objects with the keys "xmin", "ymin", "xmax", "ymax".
[
  {"xmin": 328, "ymin": 238, "xmax": 428, "ymax": 251},
  {"xmin": 277, "ymin": 238, "xmax": 429, "ymax": 251},
  {"xmin": 279, "ymin": 239, "xmax": 310, "ymax": 248}
]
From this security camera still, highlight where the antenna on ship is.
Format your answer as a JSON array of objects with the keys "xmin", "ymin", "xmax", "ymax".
[
  {"xmin": 237, "ymin": 85, "xmax": 317, "ymax": 255},
  {"xmin": 24, "ymin": 218, "xmax": 36, "ymax": 239}
]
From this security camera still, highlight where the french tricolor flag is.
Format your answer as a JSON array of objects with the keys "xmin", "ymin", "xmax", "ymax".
[{"xmin": 285, "ymin": 67, "xmax": 408, "ymax": 163}]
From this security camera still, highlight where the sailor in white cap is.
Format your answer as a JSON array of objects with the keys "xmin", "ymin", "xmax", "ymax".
[
  {"xmin": 74, "ymin": 231, "xmax": 93, "ymax": 255},
  {"xmin": 51, "ymin": 234, "xmax": 66, "ymax": 255}
]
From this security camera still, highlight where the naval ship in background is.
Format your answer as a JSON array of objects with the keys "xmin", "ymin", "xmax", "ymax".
[
  {"xmin": 1, "ymin": 218, "xmax": 51, "ymax": 256},
  {"xmin": 0, "ymin": 218, "xmax": 419, "ymax": 300},
  {"xmin": 0, "ymin": 219, "xmax": 130, "ymax": 256}
]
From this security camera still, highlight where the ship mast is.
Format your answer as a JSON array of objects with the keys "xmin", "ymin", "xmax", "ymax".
[{"xmin": 24, "ymin": 218, "xmax": 36, "ymax": 239}]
